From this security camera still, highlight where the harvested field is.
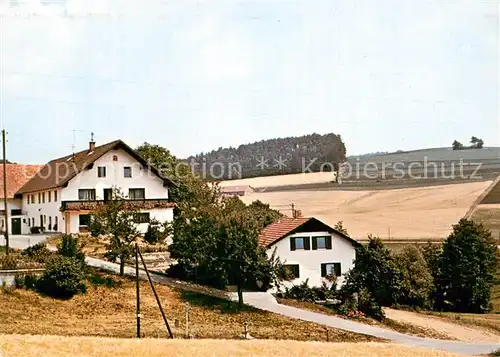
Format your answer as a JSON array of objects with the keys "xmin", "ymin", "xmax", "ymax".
[
  {"xmin": 241, "ymin": 181, "xmax": 492, "ymax": 239},
  {"xmin": 0, "ymin": 272, "xmax": 378, "ymax": 343},
  {"xmin": 0, "ymin": 335, "xmax": 465, "ymax": 357}
]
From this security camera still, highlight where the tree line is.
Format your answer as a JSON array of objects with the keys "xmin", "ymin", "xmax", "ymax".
[{"xmin": 185, "ymin": 132, "xmax": 347, "ymax": 180}]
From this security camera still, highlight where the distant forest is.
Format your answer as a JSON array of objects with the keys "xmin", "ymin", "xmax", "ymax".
[{"xmin": 186, "ymin": 133, "xmax": 346, "ymax": 180}]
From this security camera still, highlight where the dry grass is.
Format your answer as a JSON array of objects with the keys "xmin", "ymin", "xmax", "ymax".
[
  {"xmin": 0, "ymin": 272, "xmax": 379, "ymax": 343},
  {"xmin": 276, "ymin": 299, "xmax": 454, "ymax": 341},
  {"xmin": 0, "ymin": 335, "xmax": 465, "ymax": 357},
  {"xmin": 241, "ymin": 181, "xmax": 492, "ymax": 239},
  {"xmin": 423, "ymin": 311, "xmax": 500, "ymax": 335}
]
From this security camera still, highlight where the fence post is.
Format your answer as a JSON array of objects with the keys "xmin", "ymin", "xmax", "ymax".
[
  {"xmin": 244, "ymin": 320, "xmax": 248, "ymax": 339},
  {"xmin": 135, "ymin": 243, "xmax": 140, "ymax": 338},
  {"xmin": 185, "ymin": 302, "xmax": 189, "ymax": 338}
]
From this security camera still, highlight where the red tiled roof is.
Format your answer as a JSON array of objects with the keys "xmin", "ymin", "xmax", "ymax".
[
  {"xmin": 258, "ymin": 216, "xmax": 311, "ymax": 247},
  {"xmin": 0, "ymin": 164, "xmax": 44, "ymax": 198},
  {"xmin": 16, "ymin": 140, "xmax": 174, "ymax": 195}
]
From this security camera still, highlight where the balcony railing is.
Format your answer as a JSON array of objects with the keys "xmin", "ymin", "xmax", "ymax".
[{"xmin": 60, "ymin": 199, "xmax": 175, "ymax": 212}]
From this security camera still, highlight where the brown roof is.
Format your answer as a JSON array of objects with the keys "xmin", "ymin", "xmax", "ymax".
[
  {"xmin": 16, "ymin": 140, "xmax": 173, "ymax": 195},
  {"xmin": 0, "ymin": 164, "xmax": 44, "ymax": 198},
  {"xmin": 258, "ymin": 216, "xmax": 360, "ymax": 248}
]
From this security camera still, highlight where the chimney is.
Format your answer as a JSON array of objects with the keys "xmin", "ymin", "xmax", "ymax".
[{"xmin": 89, "ymin": 132, "xmax": 95, "ymax": 151}]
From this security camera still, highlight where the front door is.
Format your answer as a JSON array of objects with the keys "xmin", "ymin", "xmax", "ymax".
[
  {"xmin": 104, "ymin": 189, "xmax": 112, "ymax": 202},
  {"xmin": 11, "ymin": 218, "xmax": 21, "ymax": 235}
]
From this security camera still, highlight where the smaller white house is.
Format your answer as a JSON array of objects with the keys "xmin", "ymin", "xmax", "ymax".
[{"xmin": 258, "ymin": 217, "xmax": 360, "ymax": 289}]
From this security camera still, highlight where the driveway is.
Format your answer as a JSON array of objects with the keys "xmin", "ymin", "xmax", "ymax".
[{"xmin": 0, "ymin": 234, "xmax": 48, "ymax": 250}]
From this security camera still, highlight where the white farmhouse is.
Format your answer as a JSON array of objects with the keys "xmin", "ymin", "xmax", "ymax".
[
  {"xmin": 0, "ymin": 164, "xmax": 44, "ymax": 234},
  {"xmin": 16, "ymin": 139, "xmax": 175, "ymax": 235},
  {"xmin": 259, "ymin": 217, "xmax": 360, "ymax": 289}
]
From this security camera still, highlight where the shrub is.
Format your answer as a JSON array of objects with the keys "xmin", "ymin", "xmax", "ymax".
[
  {"xmin": 30, "ymin": 226, "xmax": 41, "ymax": 234},
  {"xmin": 36, "ymin": 256, "xmax": 87, "ymax": 298},
  {"xmin": 144, "ymin": 219, "xmax": 170, "ymax": 244},
  {"xmin": 14, "ymin": 273, "xmax": 39, "ymax": 290},
  {"xmin": 357, "ymin": 288, "xmax": 385, "ymax": 321},
  {"xmin": 283, "ymin": 280, "xmax": 336, "ymax": 303},
  {"xmin": 57, "ymin": 235, "xmax": 86, "ymax": 265},
  {"xmin": 21, "ymin": 242, "xmax": 52, "ymax": 263},
  {"xmin": 0, "ymin": 255, "xmax": 18, "ymax": 269}
]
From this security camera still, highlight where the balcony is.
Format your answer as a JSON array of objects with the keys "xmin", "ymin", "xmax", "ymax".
[{"xmin": 60, "ymin": 199, "xmax": 175, "ymax": 212}]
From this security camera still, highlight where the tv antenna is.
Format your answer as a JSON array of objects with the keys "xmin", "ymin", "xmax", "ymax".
[{"xmin": 69, "ymin": 129, "xmax": 84, "ymax": 158}]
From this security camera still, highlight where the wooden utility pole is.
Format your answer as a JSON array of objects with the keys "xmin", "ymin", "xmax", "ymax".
[
  {"xmin": 2, "ymin": 129, "xmax": 9, "ymax": 255},
  {"xmin": 135, "ymin": 243, "xmax": 141, "ymax": 338}
]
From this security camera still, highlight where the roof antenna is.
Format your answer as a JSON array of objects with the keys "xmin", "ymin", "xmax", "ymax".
[{"xmin": 69, "ymin": 129, "xmax": 83, "ymax": 162}]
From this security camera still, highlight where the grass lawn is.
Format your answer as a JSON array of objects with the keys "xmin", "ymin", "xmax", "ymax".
[
  {"xmin": 0, "ymin": 335, "xmax": 465, "ymax": 357},
  {"xmin": 276, "ymin": 298, "xmax": 454, "ymax": 340},
  {"xmin": 0, "ymin": 271, "xmax": 381, "ymax": 343}
]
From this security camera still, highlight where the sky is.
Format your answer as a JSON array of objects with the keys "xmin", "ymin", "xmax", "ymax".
[{"xmin": 0, "ymin": 0, "xmax": 498, "ymax": 164}]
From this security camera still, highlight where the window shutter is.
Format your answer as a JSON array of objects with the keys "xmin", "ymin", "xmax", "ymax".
[
  {"xmin": 304, "ymin": 237, "xmax": 311, "ymax": 250},
  {"xmin": 334, "ymin": 263, "xmax": 341, "ymax": 277},
  {"xmin": 326, "ymin": 236, "xmax": 332, "ymax": 250},
  {"xmin": 321, "ymin": 263, "xmax": 326, "ymax": 277},
  {"xmin": 290, "ymin": 237, "xmax": 296, "ymax": 251},
  {"xmin": 312, "ymin": 237, "xmax": 317, "ymax": 250},
  {"xmin": 295, "ymin": 265, "xmax": 300, "ymax": 278}
]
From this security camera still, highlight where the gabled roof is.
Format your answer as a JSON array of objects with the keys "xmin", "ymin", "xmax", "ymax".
[
  {"xmin": 258, "ymin": 216, "xmax": 360, "ymax": 248},
  {"xmin": 0, "ymin": 164, "xmax": 44, "ymax": 198},
  {"xmin": 16, "ymin": 140, "xmax": 174, "ymax": 195}
]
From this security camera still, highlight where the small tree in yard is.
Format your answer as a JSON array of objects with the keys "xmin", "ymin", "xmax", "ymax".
[
  {"xmin": 90, "ymin": 190, "xmax": 141, "ymax": 276},
  {"xmin": 144, "ymin": 218, "xmax": 171, "ymax": 244},
  {"xmin": 436, "ymin": 219, "xmax": 498, "ymax": 313},
  {"xmin": 394, "ymin": 246, "xmax": 434, "ymax": 308},
  {"xmin": 36, "ymin": 256, "xmax": 87, "ymax": 299},
  {"xmin": 334, "ymin": 221, "xmax": 349, "ymax": 236}
]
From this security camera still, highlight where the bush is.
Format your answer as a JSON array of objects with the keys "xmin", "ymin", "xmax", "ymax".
[
  {"xmin": 21, "ymin": 242, "xmax": 52, "ymax": 263},
  {"xmin": 14, "ymin": 273, "xmax": 39, "ymax": 290},
  {"xmin": 283, "ymin": 280, "xmax": 336, "ymax": 303},
  {"xmin": 144, "ymin": 219, "xmax": 170, "ymax": 244},
  {"xmin": 30, "ymin": 226, "xmax": 41, "ymax": 234},
  {"xmin": 0, "ymin": 255, "xmax": 18, "ymax": 269},
  {"xmin": 57, "ymin": 235, "xmax": 85, "ymax": 265},
  {"xmin": 36, "ymin": 256, "xmax": 87, "ymax": 299},
  {"xmin": 357, "ymin": 288, "xmax": 385, "ymax": 321}
]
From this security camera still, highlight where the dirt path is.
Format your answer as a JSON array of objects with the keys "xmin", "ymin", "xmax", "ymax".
[{"xmin": 384, "ymin": 308, "xmax": 500, "ymax": 343}]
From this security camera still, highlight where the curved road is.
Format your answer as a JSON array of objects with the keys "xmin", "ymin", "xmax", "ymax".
[{"xmin": 3, "ymin": 235, "xmax": 500, "ymax": 355}]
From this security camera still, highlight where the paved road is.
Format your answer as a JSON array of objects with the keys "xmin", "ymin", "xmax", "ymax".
[{"xmin": 2, "ymin": 236, "xmax": 500, "ymax": 354}]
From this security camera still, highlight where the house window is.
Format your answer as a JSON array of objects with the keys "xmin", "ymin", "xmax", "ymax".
[
  {"xmin": 79, "ymin": 214, "xmax": 92, "ymax": 227},
  {"xmin": 49, "ymin": 216, "xmax": 52, "ymax": 230},
  {"xmin": 312, "ymin": 236, "xmax": 332, "ymax": 250},
  {"xmin": 98, "ymin": 166, "xmax": 106, "ymax": 178},
  {"xmin": 321, "ymin": 263, "xmax": 341, "ymax": 278},
  {"xmin": 31, "ymin": 194, "xmax": 35, "ymax": 204},
  {"xmin": 38, "ymin": 193, "xmax": 41, "ymax": 203},
  {"xmin": 124, "ymin": 166, "xmax": 132, "ymax": 178},
  {"xmin": 48, "ymin": 191, "xmax": 51, "ymax": 203},
  {"xmin": 54, "ymin": 216, "xmax": 58, "ymax": 231},
  {"xmin": 290, "ymin": 236, "xmax": 310, "ymax": 251},
  {"xmin": 113, "ymin": 155, "xmax": 118, "ymax": 161},
  {"xmin": 78, "ymin": 189, "xmax": 96, "ymax": 201},
  {"xmin": 42, "ymin": 192, "xmax": 45, "ymax": 203},
  {"xmin": 129, "ymin": 188, "xmax": 145, "ymax": 199},
  {"xmin": 27, "ymin": 195, "xmax": 30, "ymax": 204},
  {"xmin": 133, "ymin": 212, "xmax": 150, "ymax": 224},
  {"xmin": 284, "ymin": 264, "xmax": 300, "ymax": 279},
  {"xmin": 54, "ymin": 190, "xmax": 57, "ymax": 202},
  {"xmin": 31, "ymin": 217, "xmax": 34, "ymax": 227},
  {"xmin": 11, "ymin": 209, "xmax": 22, "ymax": 216}
]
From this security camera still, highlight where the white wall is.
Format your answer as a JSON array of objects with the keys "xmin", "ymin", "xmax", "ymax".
[
  {"xmin": 269, "ymin": 231, "xmax": 356, "ymax": 289},
  {"xmin": 62, "ymin": 148, "xmax": 168, "ymax": 201},
  {"xmin": 0, "ymin": 198, "xmax": 32, "ymax": 234},
  {"xmin": 22, "ymin": 188, "xmax": 63, "ymax": 232}
]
